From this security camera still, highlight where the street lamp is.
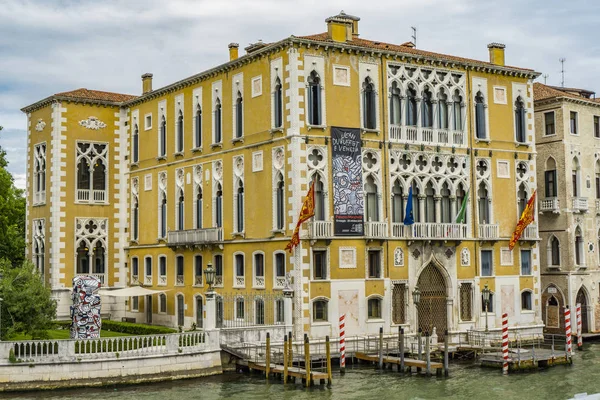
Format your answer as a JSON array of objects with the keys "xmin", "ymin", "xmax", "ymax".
[
  {"xmin": 204, "ymin": 262, "xmax": 216, "ymax": 294},
  {"xmin": 412, "ymin": 286, "xmax": 421, "ymax": 306},
  {"xmin": 412, "ymin": 286, "xmax": 422, "ymax": 359},
  {"xmin": 482, "ymin": 284, "xmax": 490, "ymax": 333}
]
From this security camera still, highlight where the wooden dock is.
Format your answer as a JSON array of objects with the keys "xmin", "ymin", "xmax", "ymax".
[
  {"xmin": 247, "ymin": 361, "xmax": 329, "ymax": 384},
  {"xmin": 354, "ymin": 352, "xmax": 444, "ymax": 375}
]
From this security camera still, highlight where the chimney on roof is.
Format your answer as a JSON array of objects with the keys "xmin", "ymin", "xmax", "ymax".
[
  {"xmin": 326, "ymin": 11, "xmax": 360, "ymax": 43},
  {"xmin": 228, "ymin": 43, "xmax": 239, "ymax": 61},
  {"xmin": 487, "ymin": 43, "xmax": 506, "ymax": 66},
  {"xmin": 141, "ymin": 73, "xmax": 153, "ymax": 94}
]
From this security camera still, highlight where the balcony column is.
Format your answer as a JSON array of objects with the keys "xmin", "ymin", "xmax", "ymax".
[
  {"xmin": 434, "ymin": 195, "xmax": 441, "ymax": 223},
  {"xmin": 418, "ymin": 195, "xmax": 425, "ymax": 223},
  {"xmin": 283, "ymin": 287, "xmax": 294, "ymax": 328}
]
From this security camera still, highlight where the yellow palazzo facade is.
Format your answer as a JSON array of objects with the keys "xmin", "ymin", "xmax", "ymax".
[{"xmin": 22, "ymin": 12, "xmax": 542, "ymax": 340}]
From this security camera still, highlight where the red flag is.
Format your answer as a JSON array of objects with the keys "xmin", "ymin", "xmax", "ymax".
[
  {"xmin": 509, "ymin": 190, "xmax": 536, "ymax": 250},
  {"xmin": 285, "ymin": 180, "xmax": 316, "ymax": 253}
]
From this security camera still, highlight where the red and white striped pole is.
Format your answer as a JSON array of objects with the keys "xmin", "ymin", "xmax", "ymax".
[
  {"xmin": 339, "ymin": 314, "xmax": 346, "ymax": 373},
  {"xmin": 576, "ymin": 303, "xmax": 583, "ymax": 350},
  {"xmin": 565, "ymin": 306, "xmax": 572, "ymax": 357},
  {"xmin": 502, "ymin": 312, "xmax": 509, "ymax": 375}
]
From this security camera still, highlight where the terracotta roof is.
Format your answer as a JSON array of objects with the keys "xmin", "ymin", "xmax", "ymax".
[
  {"xmin": 54, "ymin": 88, "xmax": 137, "ymax": 103},
  {"xmin": 533, "ymin": 82, "xmax": 600, "ymax": 105},
  {"xmin": 297, "ymin": 33, "xmax": 535, "ymax": 72}
]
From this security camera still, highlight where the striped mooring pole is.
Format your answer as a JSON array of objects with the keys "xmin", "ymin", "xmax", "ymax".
[
  {"xmin": 576, "ymin": 303, "xmax": 583, "ymax": 350},
  {"xmin": 565, "ymin": 306, "xmax": 572, "ymax": 356},
  {"xmin": 502, "ymin": 313, "xmax": 509, "ymax": 375},
  {"xmin": 339, "ymin": 314, "xmax": 346, "ymax": 373}
]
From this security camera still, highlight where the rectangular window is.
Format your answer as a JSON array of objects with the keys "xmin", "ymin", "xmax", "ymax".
[
  {"xmin": 132, "ymin": 296, "xmax": 139, "ymax": 311},
  {"xmin": 313, "ymin": 300, "xmax": 328, "ymax": 322},
  {"xmin": 313, "ymin": 250, "xmax": 327, "ymax": 280},
  {"xmin": 214, "ymin": 254, "xmax": 223, "ymax": 285},
  {"xmin": 132, "ymin": 258, "xmax": 139, "ymax": 282},
  {"xmin": 275, "ymin": 299, "xmax": 285, "ymax": 324},
  {"xmin": 520, "ymin": 249, "xmax": 531, "ymax": 275},
  {"xmin": 254, "ymin": 254, "xmax": 264, "ymax": 277},
  {"xmin": 160, "ymin": 295, "xmax": 167, "ymax": 313},
  {"xmin": 275, "ymin": 253, "xmax": 285, "ymax": 277},
  {"xmin": 544, "ymin": 111, "xmax": 555, "ymax": 135},
  {"xmin": 33, "ymin": 143, "xmax": 47, "ymax": 205},
  {"xmin": 176, "ymin": 256, "xmax": 184, "ymax": 285},
  {"xmin": 159, "ymin": 257, "xmax": 166, "ymax": 277},
  {"xmin": 570, "ymin": 111, "xmax": 578, "ymax": 134},
  {"xmin": 595, "ymin": 116, "xmax": 600, "ymax": 138},
  {"xmin": 144, "ymin": 114, "xmax": 152, "ymax": 130},
  {"xmin": 481, "ymin": 250, "xmax": 493, "ymax": 277},
  {"xmin": 145, "ymin": 257, "xmax": 152, "ymax": 277},
  {"xmin": 545, "ymin": 170, "xmax": 557, "ymax": 197},
  {"xmin": 368, "ymin": 250, "xmax": 381, "ymax": 278}
]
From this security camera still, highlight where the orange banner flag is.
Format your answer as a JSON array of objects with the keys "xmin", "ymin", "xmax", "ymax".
[
  {"xmin": 509, "ymin": 190, "xmax": 537, "ymax": 250},
  {"xmin": 285, "ymin": 180, "xmax": 316, "ymax": 253}
]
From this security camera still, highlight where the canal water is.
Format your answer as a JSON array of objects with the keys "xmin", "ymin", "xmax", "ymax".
[{"xmin": 5, "ymin": 343, "xmax": 600, "ymax": 400}]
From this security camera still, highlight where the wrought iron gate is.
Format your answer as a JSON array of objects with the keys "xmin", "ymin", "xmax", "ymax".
[
  {"xmin": 417, "ymin": 264, "xmax": 447, "ymax": 342},
  {"xmin": 392, "ymin": 283, "xmax": 406, "ymax": 324}
]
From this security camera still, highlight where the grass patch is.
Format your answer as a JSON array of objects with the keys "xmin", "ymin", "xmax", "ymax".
[{"xmin": 10, "ymin": 330, "xmax": 130, "ymax": 341}]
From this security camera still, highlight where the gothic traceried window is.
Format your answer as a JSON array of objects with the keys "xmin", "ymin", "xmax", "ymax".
[
  {"xmin": 390, "ymin": 82, "xmax": 402, "ymax": 126},
  {"xmin": 421, "ymin": 88, "xmax": 433, "ymax": 128},
  {"xmin": 33, "ymin": 143, "xmax": 46, "ymax": 204},
  {"xmin": 75, "ymin": 218, "xmax": 108, "ymax": 284},
  {"xmin": 76, "ymin": 142, "xmax": 108, "ymax": 203},
  {"xmin": 406, "ymin": 87, "xmax": 417, "ymax": 126}
]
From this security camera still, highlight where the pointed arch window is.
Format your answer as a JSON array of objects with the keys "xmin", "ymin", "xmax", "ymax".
[
  {"xmin": 545, "ymin": 157, "xmax": 557, "ymax": 197},
  {"xmin": 214, "ymin": 98, "xmax": 222, "ymax": 143},
  {"xmin": 517, "ymin": 183, "xmax": 528, "ymax": 218},
  {"xmin": 33, "ymin": 143, "xmax": 47, "ymax": 204},
  {"xmin": 195, "ymin": 187, "xmax": 203, "ymax": 229},
  {"xmin": 314, "ymin": 174, "xmax": 325, "ymax": 221},
  {"xmin": 177, "ymin": 189, "xmax": 184, "ymax": 230},
  {"xmin": 515, "ymin": 96, "xmax": 526, "ymax": 143},
  {"xmin": 406, "ymin": 87, "xmax": 417, "ymax": 126},
  {"xmin": 475, "ymin": 91, "xmax": 486, "ymax": 139},
  {"xmin": 456, "ymin": 183, "xmax": 467, "ymax": 224},
  {"xmin": 307, "ymin": 71, "xmax": 322, "ymax": 126},
  {"xmin": 572, "ymin": 158, "xmax": 580, "ymax": 197},
  {"xmin": 274, "ymin": 77, "xmax": 283, "ymax": 128},
  {"xmin": 363, "ymin": 77, "xmax": 377, "ymax": 130},
  {"xmin": 132, "ymin": 196, "xmax": 139, "ymax": 240},
  {"xmin": 441, "ymin": 182, "xmax": 451, "ymax": 223},
  {"xmin": 159, "ymin": 193, "xmax": 167, "ymax": 239},
  {"xmin": 438, "ymin": 91, "xmax": 449, "ymax": 129},
  {"xmin": 453, "ymin": 91, "xmax": 463, "ymax": 131},
  {"xmin": 412, "ymin": 181, "xmax": 421, "ymax": 222},
  {"xmin": 276, "ymin": 173, "xmax": 285, "ymax": 229},
  {"xmin": 176, "ymin": 109, "xmax": 184, "ymax": 153},
  {"xmin": 77, "ymin": 158, "xmax": 90, "ymax": 192},
  {"xmin": 195, "ymin": 104, "xmax": 202, "ymax": 148},
  {"xmin": 390, "ymin": 82, "xmax": 402, "ymax": 126},
  {"xmin": 575, "ymin": 227, "xmax": 584, "ymax": 266},
  {"xmin": 550, "ymin": 236, "xmax": 560, "ymax": 266},
  {"xmin": 132, "ymin": 124, "xmax": 139, "ymax": 163},
  {"xmin": 422, "ymin": 88, "xmax": 433, "ymax": 128},
  {"xmin": 392, "ymin": 180, "xmax": 404, "ymax": 223},
  {"xmin": 478, "ymin": 182, "xmax": 490, "ymax": 224},
  {"xmin": 92, "ymin": 160, "xmax": 106, "ymax": 192},
  {"xmin": 235, "ymin": 91, "xmax": 243, "ymax": 139},
  {"xmin": 235, "ymin": 181, "xmax": 244, "ymax": 233},
  {"xmin": 424, "ymin": 181, "xmax": 435, "ymax": 222},
  {"xmin": 365, "ymin": 175, "xmax": 379, "ymax": 222},
  {"xmin": 159, "ymin": 115, "xmax": 167, "ymax": 156},
  {"xmin": 215, "ymin": 183, "xmax": 223, "ymax": 228}
]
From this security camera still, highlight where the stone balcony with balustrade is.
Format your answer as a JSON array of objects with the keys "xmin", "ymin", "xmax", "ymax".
[
  {"xmin": 389, "ymin": 125, "xmax": 466, "ymax": 147},
  {"xmin": 167, "ymin": 228, "xmax": 223, "ymax": 248},
  {"xmin": 390, "ymin": 222, "xmax": 468, "ymax": 240},
  {"xmin": 572, "ymin": 197, "xmax": 588, "ymax": 213},
  {"xmin": 540, "ymin": 197, "xmax": 560, "ymax": 214},
  {"xmin": 520, "ymin": 223, "xmax": 538, "ymax": 241},
  {"xmin": 478, "ymin": 224, "xmax": 499, "ymax": 241},
  {"xmin": 308, "ymin": 220, "xmax": 333, "ymax": 239}
]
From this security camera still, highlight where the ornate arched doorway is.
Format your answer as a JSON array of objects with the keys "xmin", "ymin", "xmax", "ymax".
[
  {"xmin": 417, "ymin": 264, "xmax": 447, "ymax": 342},
  {"xmin": 576, "ymin": 288, "xmax": 589, "ymax": 333},
  {"xmin": 541, "ymin": 285, "xmax": 564, "ymax": 334}
]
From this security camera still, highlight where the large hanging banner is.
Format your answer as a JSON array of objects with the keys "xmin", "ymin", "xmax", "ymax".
[{"xmin": 331, "ymin": 127, "xmax": 364, "ymax": 236}]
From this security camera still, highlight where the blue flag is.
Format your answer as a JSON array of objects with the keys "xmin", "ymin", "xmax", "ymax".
[{"xmin": 403, "ymin": 186, "xmax": 414, "ymax": 225}]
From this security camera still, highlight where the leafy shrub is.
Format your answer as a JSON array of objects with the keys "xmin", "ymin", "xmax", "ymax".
[{"xmin": 101, "ymin": 320, "xmax": 176, "ymax": 335}]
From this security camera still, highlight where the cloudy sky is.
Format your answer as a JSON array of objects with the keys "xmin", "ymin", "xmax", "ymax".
[{"xmin": 1, "ymin": 0, "xmax": 599, "ymax": 189}]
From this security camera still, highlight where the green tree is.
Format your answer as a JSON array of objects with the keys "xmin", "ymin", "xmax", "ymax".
[
  {"xmin": 0, "ymin": 125, "xmax": 26, "ymax": 266},
  {"xmin": 0, "ymin": 259, "xmax": 57, "ymax": 339}
]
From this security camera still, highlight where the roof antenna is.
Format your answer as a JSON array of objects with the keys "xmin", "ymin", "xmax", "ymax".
[
  {"xmin": 411, "ymin": 26, "xmax": 417, "ymax": 48},
  {"xmin": 559, "ymin": 58, "xmax": 566, "ymax": 87},
  {"xmin": 542, "ymin": 74, "xmax": 549, "ymax": 85}
]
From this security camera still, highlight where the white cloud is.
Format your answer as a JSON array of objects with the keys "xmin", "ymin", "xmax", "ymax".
[{"xmin": 1, "ymin": 0, "xmax": 600, "ymax": 183}]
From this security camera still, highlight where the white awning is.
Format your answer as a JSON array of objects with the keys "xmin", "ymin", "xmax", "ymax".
[{"xmin": 98, "ymin": 287, "xmax": 171, "ymax": 297}]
